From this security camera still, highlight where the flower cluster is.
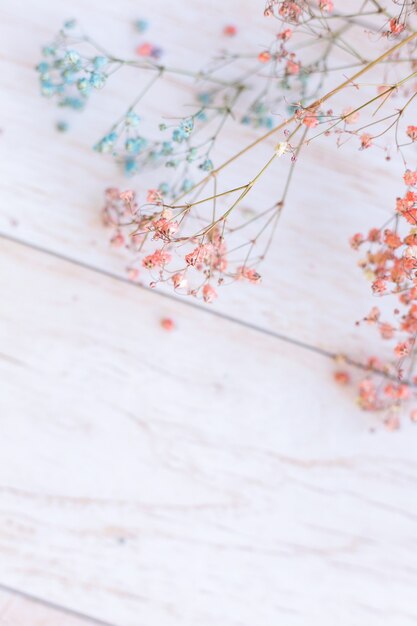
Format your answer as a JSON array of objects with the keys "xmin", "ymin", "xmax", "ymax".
[
  {"xmin": 96, "ymin": 104, "xmax": 216, "ymax": 181},
  {"xmin": 36, "ymin": 20, "xmax": 110, "ymax": 110},
  {"xmin": 346, "ymin": 123, "xmax": 417, "ymax": 425},
  {"xmin": 38, "ymin": 3, "xmax": 417, "ymax": 425},
  {"xmin": 102, "ymin": 187, "xmax": 263, "ymax": 301}
]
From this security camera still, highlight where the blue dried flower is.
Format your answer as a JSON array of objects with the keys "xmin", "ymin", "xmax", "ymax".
[
  {"xmin": 161, "ymin": 141, "xmax": 173, "ymax": 155},
  {"xmin": 64, "ymin": 50, "xmax": 81, "ymax": 69},
  {"xmin": 42, "ymin": 45, "xmax": 56, "ymax": 57},
  {"xmin": 181, "ymin": 179, "xmax": 193, "ymax": 192},
  {"xmin": 37, "ymin": 61, "xmax": 49, "ymax": 74},
  {"xmin": 93, "ymin": 56, "xmax": 108, "ymax": 70},
  {"xmin": 62, "ymin": 69, "xmax": 77, "ymax": 84},
  {"xmin": 263, "ymin": 117, "xmax": 274, "ymax": 129},
  {"xmin": 125, "ymin": 112, "xmax": 140, "ymax": 127},
  {"xmin": 77, "ymin": 77, "xmax": 91, "ymax": 95},
  {"xmin": 90, "ymin": 72, "xmax": 107, "ymax": 89},
  {"xmin": 186, "ymin": 147, "xmax": 198, "ymax": 162},
  {"xmin": 134, "ymin": 19, "xmax": 149, "ymax": 33},
  {"xmin": 125, "ymin": 137, "xmax": 147, "ymax": 154},
  {"xmin": 40, "ymin": 80, "xmax": 55, "ymax": 97},
  {"xmin": 197, "ymin": 92, "xmax": 213, "ymax": 105},
  {"xmin": 56, "ymin": 120, "xmax": 69, "ymax": 132},
  {"xmin": 200, "ymin": 158, "xmax": 213, "ymax": 172},
  {"xmin": 63, "ymin": 19, "xmax": 77, "ymax": 30},
  {"xmin": 94, "ymin": 131, "xmax": 118, "ymax": 153},
  {"xmin": 158, "ymin": 182, "xmax": 170, "ymax": 195},
  {"xmin": 60, "ymin": 96, "xmax": 85, "ymax": 110},
  {"xmin": 124, "ymin": 158, "xmax": 138, "ymax": 175},
  {"xmin": 180, "ymin": 118, "xmax": 194, "ymax": 136},
  {"xmin": 172, "ymin": 128, "xmax": 186, "ymax": 143}
]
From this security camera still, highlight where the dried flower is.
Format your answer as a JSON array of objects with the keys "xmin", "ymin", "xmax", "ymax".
[
  {"xmin": 160, "ymin": 317, "xmax": 175, "ymax": 331},
  {"xmin": 319, "ymin": 0, "xmax": 334, "ymax": 13},
  {"xmin": 334, "ymin": 371, "xmax": 350, "ymax": 385},
  {"xmin": 258, "ymin": 51, "xmax": 271, "ymax": 63},
  {"xmin": 223, "ymin": 25, "xmax": 237, "ymax": 36},
  {"xmin": 407, "ymin": 126, "xmax": 417, "ymax": 141},
  {"xmin": 202, "ymin": 284, "xmax": 217, "ymax": 303}
]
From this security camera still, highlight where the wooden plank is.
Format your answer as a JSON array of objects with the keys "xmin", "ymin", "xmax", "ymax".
[
  {"xmin": 0, "ymin": 0, "xmax": 403, "ymax": 359},
  {"xmin": 0, "ymin": 587, "xmax": 110, "ymax": 625},
  {"xmin": 0, "ymin": 238, "xmax": 417, "ymax": 625}
]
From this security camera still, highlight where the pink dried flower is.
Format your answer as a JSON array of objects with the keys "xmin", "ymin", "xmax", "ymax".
[
  {"xmin": 406, "ymin": 126, "xmax": 417, "ymax": 141},
  {"xmin": 223, "ymin": 24, "xmax": 237, "ymax": 36},
  {"xmin": 358, "ymin": 378, "xmax": 377, "ymax": 410},
  {"xmin": 365, "ymin": 306, "xmax": 380, "ymax": 323},
  {"xmin": 372, "ymin": 278, "xmax": 387, "ymax": 294},
  {"xmin": 389, "ymin": 18, "xmax": 405, "ymax": 35},
  {"xmin": 286, "ymin": 59, "xmax": 300, "ymax": 75},
  {"xmin": 367, "ymin": 356, "xmax": 383, "ymax": 371},
  {"xmin": 172, "ymin": 273, "xmax": 188, "ymax": 289},
  {"xmin": 404, "ymin": 170, "xmax": 417, "ymax": 187},
  {"xmin": 278, "ymin": 28, "xmax": 292, "ymax": 41},
  {"xmin": 278, "ymin": 1, "xmax": 303, "ymax": 22},
  {"xmin": 152, "ymin": 217, "xmax": 179, "ymax": 240},
  {"xmin": 379, "ymin": 323, "xmax": 395, "ymax": 340},
  {"xmin": 185, "ymin": 245, "xmax": 211, "ymax": 267},
  {"xmin": 360, "ymin": 133, "xmax": 372, "ymax": 149},
  {"xmin": 127, "ymin": 267, "xmax": 140, "ymax": 281},
  {"xmin": 333, "ymin": 370, "xmax": 350, "ymax": 385},
  {"xmin": 142, "ymin": 249, "xmax": 171, "ymax": 268},
  {"xmin": 319, "ymin": 0, "xmax": 334, "ymax": 12},
  {"xmin": 106, "ymin": 187, "xmax": 121, "ymax": 201},
  {"xmin": 202, "ymin": 284, "xmax": 217, "ymax": 303},
  {"xmin": 350, "ymin": 233, "xmax": 364, "ymax": 249},
  {"xmin": 136, "ymin": 43, "xmax": 154, "ymax": 57},
  {"xmin": 394, "ymin": 341, "xmax": 410, "ymax": 358},
  {"xmin": 343, "ymin": 107, "xmax": 360, "ymax": 124},
  {"xmin": 303, "ymin": 114, "xmax": 319, "ymax": 128},
  {"xmin": 120, "ymin": 190, "xmax": 135, "ymax": 203},
  {"xmin": 258, "ymin": 51, "xmax": 271, "ymax": 63},
  {"xmin": 237, "ymin": 266, "xmax": 262, "ymax": 283},
  {"xmin": 396, "ymin": 191, "xmax": 417, "ymax": 224},
  {"xmin": 111, "ymin": 232, "xmax": 125, "ymax": 247},
  {"xmin": 147, "ymin": 189, "xmax": 163, "ymax": 204},
  {"xmin": 368, "ymin": 228, "xmax": 381, "ymax": 242},
  {"xmin": 160, "ymin": 317, "xmax": 175, "ymax": 331},
  {"xmin": 384, "ymin": 229, "xmax": 401, "ymax": 249},
  {"xmin": 384, "ymin": 414, "xmax": 401, "ymax": 431}
]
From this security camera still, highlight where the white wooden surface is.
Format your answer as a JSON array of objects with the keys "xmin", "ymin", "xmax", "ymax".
[
  {"xmin": 0, "ymin": 0, "xmax": 404, "ymax": 359},
  {"xmin": 1, "ymin": 1, "xmax": 417, "ymax": 625},
  {"xmin": 0, "ymin": 588, "xmax": 101, "ymax": 626}
]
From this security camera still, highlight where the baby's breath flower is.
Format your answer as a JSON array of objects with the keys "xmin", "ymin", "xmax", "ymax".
[
  {"xmin": 202, "ymin": 284, "xmax": 217, "ymax": 303},
  {"xmin": 134, "ymin": 19, "xmax": 149, "ymax": 33},
  {"xmin": 274, "ymin": 141, "xmax": 288, "ymax": 156}
]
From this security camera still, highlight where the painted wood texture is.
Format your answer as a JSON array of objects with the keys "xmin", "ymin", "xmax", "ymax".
[
  {"xmin": 1, "ymin": 2, "xmax": 417, "ymax": 625},
  {"xmin": 1, "ymin": 238, "xmax": 417, "ymax": 626},
  {"xmin": 0, "ymin": 0, "xmax": 404, "ymax": 359},
  {"xmin": 0, "ymin": 588, "xmax": 103, "ymax": 626}
]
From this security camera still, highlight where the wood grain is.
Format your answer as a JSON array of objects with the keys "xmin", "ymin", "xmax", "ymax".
[
  {"xmin": 1, "ymin": 2, "xmax": 416, "ymax": 624},
  {"xmin": 1, "ymin": 237, "xmax": 417, "ymax": 625},
  {"xmin": 0, "ymin": 587, "xmax": 110, "ymax": 625},
  {"xmin": 0, "ymin": 0, "xmax": 404, "ymax": 360}
]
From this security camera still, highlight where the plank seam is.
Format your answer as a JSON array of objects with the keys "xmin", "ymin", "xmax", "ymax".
[
  {"xmin": 0, "ymin": 230, "xmax": 361, "ymax": 368},
  {"xmin": 0, "ymin": 581, "xmax": 119, "ymax": 626}
]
